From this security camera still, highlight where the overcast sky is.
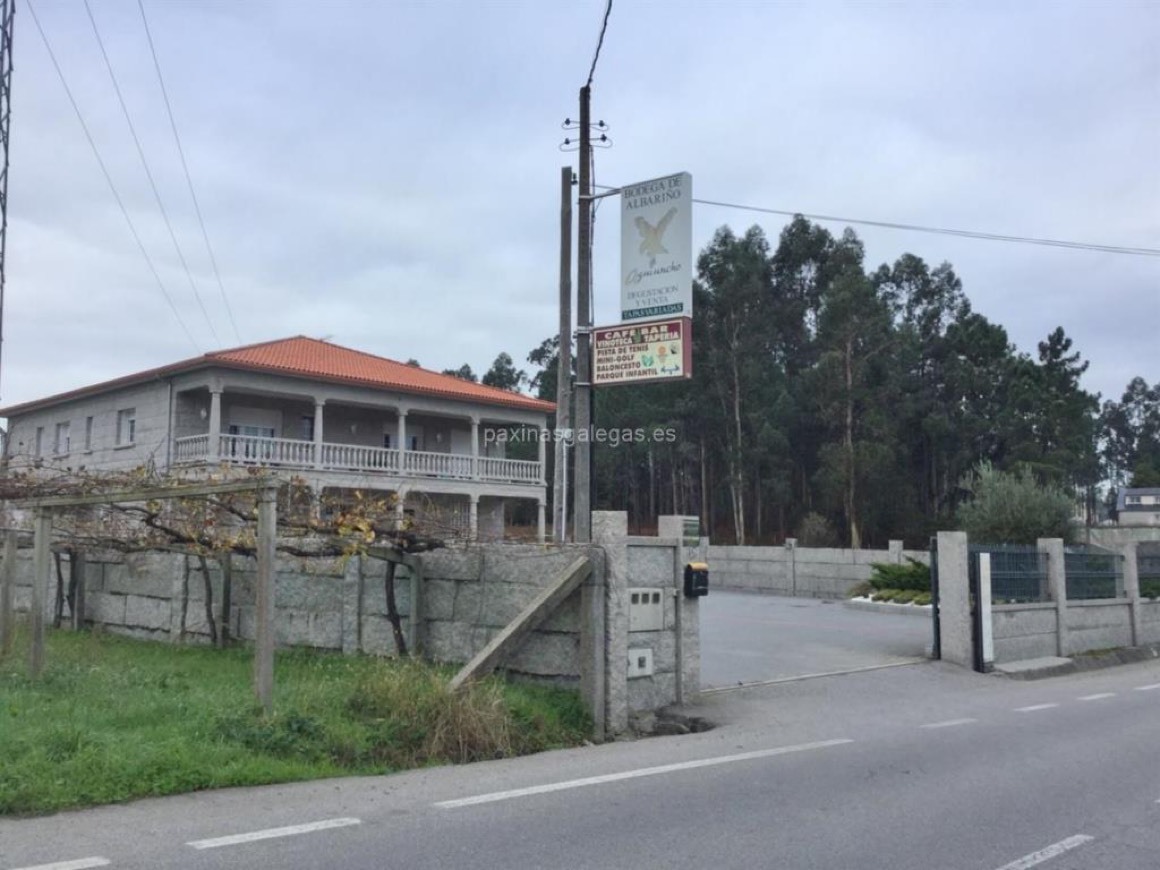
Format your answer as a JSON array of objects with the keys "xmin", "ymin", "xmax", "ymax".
[{"xmin": 8, "ymin": 0, "xmax": 1158, "ymax": 409}]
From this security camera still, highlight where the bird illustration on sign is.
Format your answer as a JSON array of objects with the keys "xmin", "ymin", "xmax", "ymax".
[{"xmin": 634, "ymin": 207, "xmax": 679, "ymax": 267}]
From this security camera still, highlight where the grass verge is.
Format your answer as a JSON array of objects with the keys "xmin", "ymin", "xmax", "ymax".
[{"xmin": 0, "ymin": 626, "xmax": 590, "ymax": 816}]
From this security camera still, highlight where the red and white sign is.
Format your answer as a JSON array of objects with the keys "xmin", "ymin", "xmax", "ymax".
[{"xmin": 593, "ymin": 317, "xmax": 692, "ymax": 387}]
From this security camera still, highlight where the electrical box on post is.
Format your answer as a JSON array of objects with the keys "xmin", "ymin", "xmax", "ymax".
[
  {"xmin": 627, "ymin": 647, "xmax": 654, "ymax": 678},
  {"xmin": 629, "ymin": 588, "xmax": 664, "ymax": 632},
  {"xmin": 684, "ymin": 562, "xmax": 709, "ymax": 598}
]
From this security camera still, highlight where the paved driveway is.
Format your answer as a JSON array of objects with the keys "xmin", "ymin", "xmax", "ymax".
[{"xmin": 700, "ymin": 591, "xmax": 932, "ymax": 688}]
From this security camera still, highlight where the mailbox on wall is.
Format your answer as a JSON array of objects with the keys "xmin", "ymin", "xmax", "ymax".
[{"xmin": 683, "ymin": 562, "xmax": 709, "ymax": 598}]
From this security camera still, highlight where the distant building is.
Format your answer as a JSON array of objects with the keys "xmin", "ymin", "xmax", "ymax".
[
  {"xmin": 1115, "ymin": 488, "xmax": 1160, "ymax": 527},
  {"xmin": 0, "ymin": 336, "xmax": 553, "ymax": 540}
]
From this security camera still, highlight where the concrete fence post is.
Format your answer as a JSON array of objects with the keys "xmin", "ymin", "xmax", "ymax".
[
  {"xmin": 30, "ymin": 510, "xmax": 53, "ymax": 678},
  {"xmin": 1121, "ymin": 542, "xmax": 1141, "ymax": 647},
  {"xmin": 408, "ymin": 556, "xmax": 425, "ymax": 656},
  {"xmin": 888, "ymin": 540, "xmax": 904, "ymax": 565},
  {"xmin": 658, "ymin": 515, "xmax": 703, "ymax": 705},
  {"xmin": 0, "ymin": 530, "xmax": 16, "ymax": 656},
  {"xmin": 936, "ymin": 531, "xmax": 971, "ymax": 668},
  {"xmin": 254, "ymin": 487, "xmax": 277, "ymax": 714},
  {"xmin": 592, "ymin": 510, "xmax": 628, "ymax": 737},
  {"xmin": 341, "ymin": 553, "xmax": 362, "ymax": 655},
  {"xmin": 170, "ymin": 554, "xmax": 188, "ymax": 642},
  {"xmin": 978, "ymin": 552, "xmax": 994, "ymax": 671},
  {"xmin": 785, "ymin": 538, "xmax": 798, "ymax": 596},
  {"xmin": 71, "ymin": 550, "xmax": 87, "ymax": 631},
  {"xmin": 1038, "ymin": 538, "xmax": 1068, "ymax": 656}
]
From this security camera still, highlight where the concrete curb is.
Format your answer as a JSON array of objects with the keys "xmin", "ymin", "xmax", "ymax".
[
  {"xmin": 842, "ymin": 598, "xmax": 932, "ymax": 618},
  {"xmin": 996, "ymin": 643, "xmax": 1160, "ymax": 680}
]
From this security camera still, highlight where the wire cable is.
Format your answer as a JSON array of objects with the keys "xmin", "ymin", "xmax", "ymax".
[
  {"xmin": 137, "ymin": 0, "xmax": 242, "ymax": 345},
  {"xmin": 585, "ymin": 0, "xmax": 612, "ymax": 87},
  {"xmin": 83, "ymin": 0, "xmax": 219, "ymax": 344},
  {"xmin": 27, "ymin": 0, "xmax": 200, "ymax": 351},
  {"xmin": 596, "ymin": 184, "xmax": 1160, "ymax": 257}
]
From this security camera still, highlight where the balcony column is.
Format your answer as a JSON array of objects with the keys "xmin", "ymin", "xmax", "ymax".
[
  {"xmin": 207, "ymin": 388, "xmax": 222, "ymax": 461},
  {"xmin": 537, "ymin": 498, "xmax": 546, "ymax": 544},
  {"xmin": 397, "ymin": 410, "xmax": 409, "ymax": 475},
  {"xmin": 470, "ymin": 415, "xmax": 480, "ymax": 480},
  {"xmin": 537, "ymin": 428, "xmax": 547, "ymax": 484},
  {"xmin": 469, "ymin": 494, "xmax": 479, "ymax": 541},
  {"xmin": 313, "ymin": 399, "xmax": 325, "ymax": 469}
]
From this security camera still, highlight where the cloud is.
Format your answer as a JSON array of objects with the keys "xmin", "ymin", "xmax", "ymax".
[{"xmin": 6, "ymin": 0, "xmax": 1156, "ymax": 412}]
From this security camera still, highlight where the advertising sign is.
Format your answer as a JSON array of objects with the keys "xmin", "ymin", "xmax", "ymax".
[
  {"xmin": 593, "ymin": 317, "xmax": 692, "ymax": 386},
  {"xmin": 620, "ymin": 172, "xmax": 692, "ymax": 323}
]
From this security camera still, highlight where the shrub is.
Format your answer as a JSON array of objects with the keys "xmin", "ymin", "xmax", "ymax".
[
  {"xmin": 868, "ymin": 559, "xmax": 931, "ymax": 593},
  {"xmin": 872, "ymin": 589, "xmax": 898, "ymax": 602},
  {"xmin": 848, "ymin": 581, "xmax": 874, "ymax": 599},
  {"xmin": 1141, "ymin": 580, "xmax": 1160, "ymax": 600},
  {"xmin": 796, "ymin": 512, "xmax": 840, "ymax": 547},
  {"xmin": 893, "ymin": 590, "xmax": 917, "ymax": 604},
  {"xmin": 956, "ymin": 461, "xmax": 1076, "ymax": 544},
  {"xmin": 912, "ymin": 592, "xmax": 932, "ymax": 606}
]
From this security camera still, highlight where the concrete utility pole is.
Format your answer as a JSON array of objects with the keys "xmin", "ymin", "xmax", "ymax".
[
  {"xmin": 553, "ymin": 166, "xmax": 573, "ymax": 543},
  {"xmin": 573, "ymin": 85, "xmax": 593, "ymax": 543},
  {"xmin": 0, "ymin": 0, "xmax": 13, "ymax": 404}
]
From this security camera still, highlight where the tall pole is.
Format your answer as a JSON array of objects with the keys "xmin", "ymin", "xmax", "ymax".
[
  {"xmin": 0, "ymin": 0, "xmax": 13, "ymax": 405},
  {"xmin": 573, "ymin": 86, "xmax": 593, "ymax": 543},
  {"xmin": 553, "ymin": 166, "xmax": 573, "ymax": 543}
]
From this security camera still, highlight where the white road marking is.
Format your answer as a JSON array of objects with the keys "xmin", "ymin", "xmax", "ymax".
[
  {"xmin": 1078, "ymin": 693, "xmax": 1116, "ymax": 701},
  {"xmin": 1134, "ymin": 683, "xmax": 1160, "ymax": 691},
  {"xmin": 435, "ymin": 738, "xmax": 855, "ymax": 809},
  {"xmin": 920, "ymin": 718, "xmax": 978, "ymax": 729},
  {"xmin": 1015, "ymin": 703, "xmax": 1059, "ymax": 712},
  {"xmin": 8, "ymin": 860, "xmax": 111, "ymax": 870},
  {"xmin": 993, "ymin": 834, "xmax": 1094, "ymax": 869},
  {"xmin": 186, "ymin": 817, "xmax": 361, "ymax": 850}
]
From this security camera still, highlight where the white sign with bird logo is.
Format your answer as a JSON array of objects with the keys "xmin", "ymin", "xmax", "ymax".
[{"xmin": 620, "ymin": 171, "xmax": 692, "ymax": 323}]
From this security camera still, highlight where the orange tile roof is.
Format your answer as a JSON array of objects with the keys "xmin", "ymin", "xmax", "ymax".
[{"xmin": 0, "ymin": 336, "xmax": 555, "ymax": 416}]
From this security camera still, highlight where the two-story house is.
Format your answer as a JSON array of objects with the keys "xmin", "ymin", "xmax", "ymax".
[
  {"xmin": 0, "ymin": 336, "xmax": 554, "ymax": 540},
  {"xmin": 1116, "ymin": 488, "xmax": 1160, "ymax": 528}
]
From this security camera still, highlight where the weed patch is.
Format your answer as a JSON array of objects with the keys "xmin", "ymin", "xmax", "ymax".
[{"xmin": 0, "ymin": 627, "xmax": 590, "ymax": 815}]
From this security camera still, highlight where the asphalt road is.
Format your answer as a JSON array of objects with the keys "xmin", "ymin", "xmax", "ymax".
[
  {"xmin": 700, "ymin": 591, "xmax": 932, "ymax": 687},
  {"xmin": 4, "ymin": 659, "xmax": 1160, "ymax": 870}
]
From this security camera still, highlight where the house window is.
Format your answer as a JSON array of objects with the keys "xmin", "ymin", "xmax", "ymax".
[
  {"xmin": 1126, "ymin": 495, "xmax": 1142, "ymax": 505},
  {"xmin": 301, "ymin": 416, "xmax": 315, "ymax": 441},
  {"xmin": 34, "ymin": 427, "xmax": 43, "ymax": 458},
  {"xmin": 383, "ymin": 433, "xmax": 392, "ymax": 449},
  {"xmin": 54, "ymin": 422, "xmax": 71, "ymax": 455},
  {"xmin": 116, "ymin": 408, "xmax": 136, "ymax": 446},
  {"xmin": 84, "ymin": 416, "xmax": 94, "ymax": 451},
  {"xmin": 227, "ymin": 424, "xmax": 276, "ymax": 460}
]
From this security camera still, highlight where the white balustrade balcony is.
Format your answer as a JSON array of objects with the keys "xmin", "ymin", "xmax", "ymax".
[{"xmin": 173, "ymin": 433, "xmax": 542, "ymax": 486}]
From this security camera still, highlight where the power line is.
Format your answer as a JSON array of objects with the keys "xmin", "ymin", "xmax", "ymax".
[
  {"xmin": 27, "ymin": 0, "xmax": 199, "ymax": 351},
  {"xmin": 83, "ymin": 0, "xmax": 219, "ymax": 345},
  {"xmin": 596, "ymin": 185, "xmax": 1160, "ymax": 257},
  {"xmin": 585, "ymin": 0, "xmax": 612, "ymax": 87},
  {"xmin": 137, "ymin": 0, "xmax": 241, "ymax": 345}
]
